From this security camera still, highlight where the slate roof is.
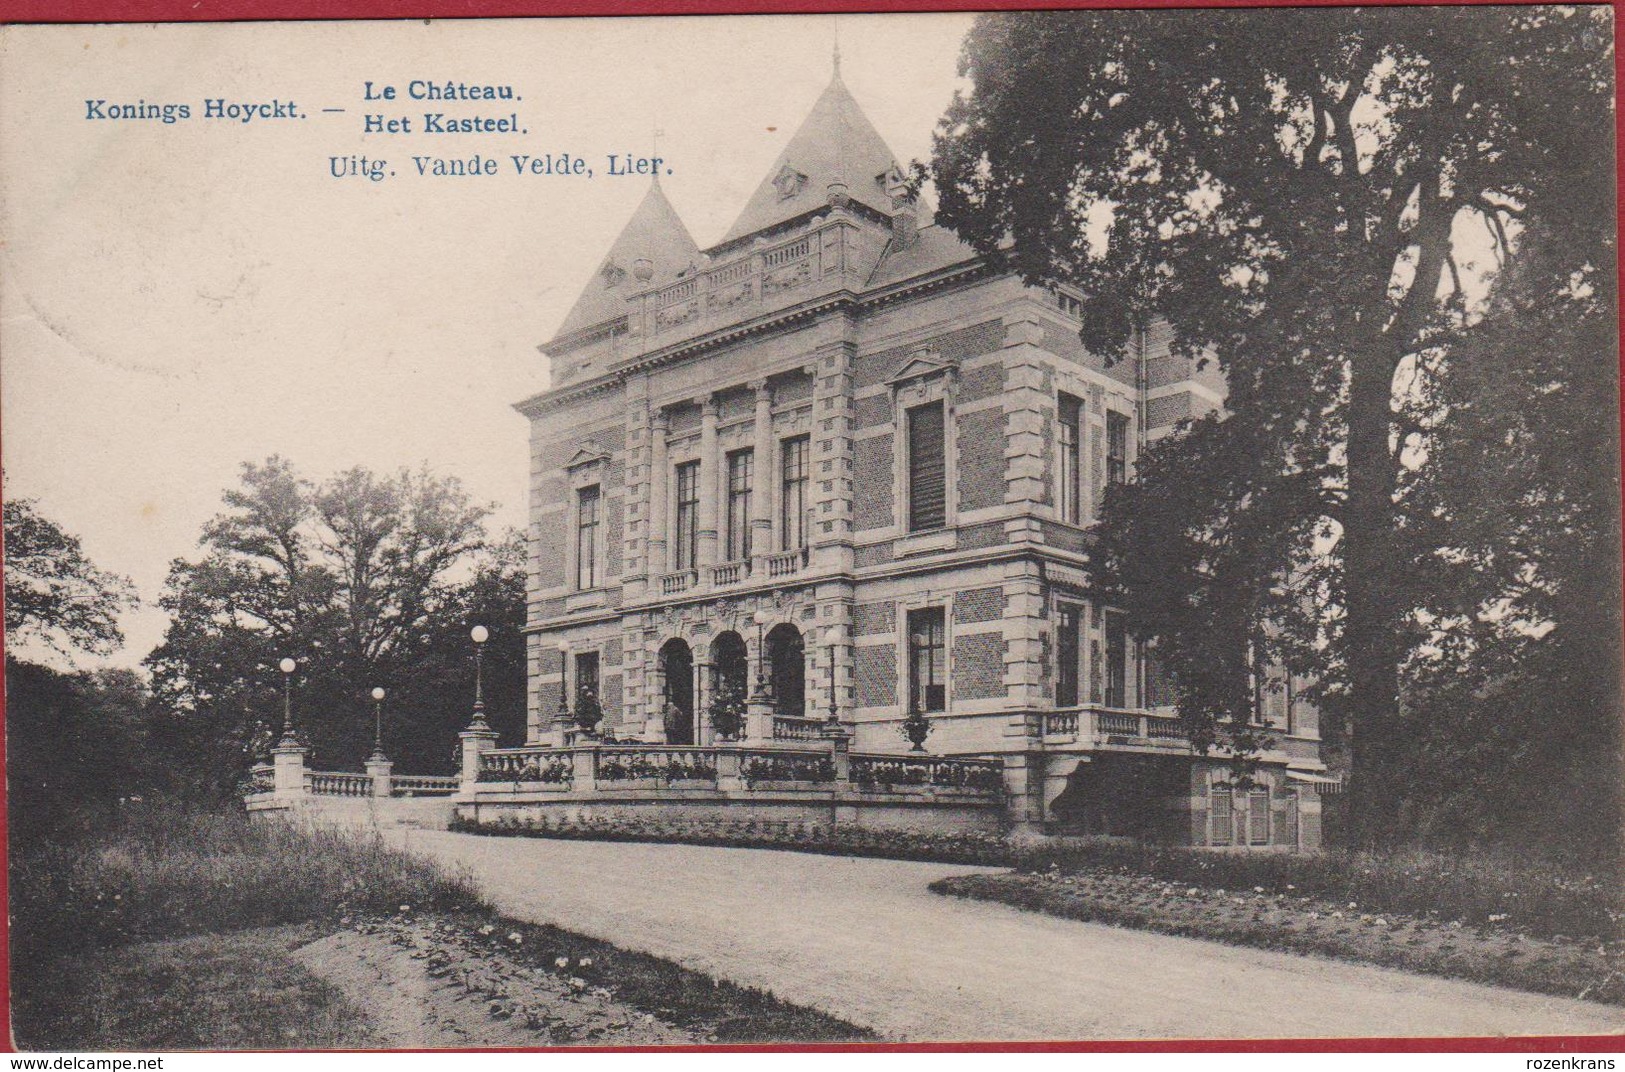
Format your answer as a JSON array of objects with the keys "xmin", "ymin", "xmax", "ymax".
[
  {"xmin": 553, "ymin": 180, "xmax": 701, "ymax": 341},
  {"xmin": 715, "ymin": 72, "xmax": 904, "ymax": 248}
]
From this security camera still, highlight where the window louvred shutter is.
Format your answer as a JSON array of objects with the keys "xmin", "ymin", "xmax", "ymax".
[{"xmin": 909, "ymin": 402, "xmax": 946, "ymax": 530}]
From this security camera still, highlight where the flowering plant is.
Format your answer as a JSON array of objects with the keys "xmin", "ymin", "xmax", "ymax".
[
  {"xmin": 707, "ymin": 675, "xmax": 748, "ymax": 741},
  {"xmin": 573, "ymin": 683, "xmax": 603, "ymax": 734}
]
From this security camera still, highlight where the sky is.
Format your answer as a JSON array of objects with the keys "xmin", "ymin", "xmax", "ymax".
[{"xmin": 0, "ymin": 13, "xmax": 977, "ymax": 669}]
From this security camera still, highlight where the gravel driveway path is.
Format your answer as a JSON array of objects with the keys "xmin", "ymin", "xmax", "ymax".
[{"xmin": 382, "ymin": 827, "xmax": 1621, "ymax": 1043}]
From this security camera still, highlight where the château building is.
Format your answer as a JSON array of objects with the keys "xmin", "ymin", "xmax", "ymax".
[{"xmin": 513, "ymin": 64, "xmax": 1332, "ymax": 849}]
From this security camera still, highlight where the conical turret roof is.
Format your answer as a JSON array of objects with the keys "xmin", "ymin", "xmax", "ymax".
[
  {"xmin": 715, "ymin": 72, "xmax": 903, "ymax": 247},
  {"xmin": 554, "ymin": 180, "xmax": 701, "ymax": 341}
]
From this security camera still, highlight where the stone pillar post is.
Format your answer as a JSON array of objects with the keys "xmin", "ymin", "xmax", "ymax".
[
  {"xmin": 697, "ymin": 394, "xmax": 720, "ymax": 572},
  {"xmin": 271, "ymin": 742, "xmax": 309, "ymax": 801},
  {"xmin": 745, "ymin": 695, "xmax": 775, "ymax": 744},
  {"xmin": 571, "ymin": 745, "xmax": 599, "ymax": 793},
  {"xmin": 458, "ymin": 726, "xmax": 499, "ymax": 796},
  {"xmin": 749, "ymin": 379, "xmax": 774, "ymax": 568},
  {"xmin": 647, "ymin": 409, "xmax": 670, "ymax": 578},
  {"xmin": 366, "ymin": 755, "xmax": 394, "ymax": 798}
]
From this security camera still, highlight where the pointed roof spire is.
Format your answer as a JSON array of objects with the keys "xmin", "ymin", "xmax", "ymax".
[
  {"xmin": 713, "ymin": 71, "xmax": 902, "ymax": 248},
  {"xmin": 553, "ymin": 180, "xmax": 700, "ymax": 340}
]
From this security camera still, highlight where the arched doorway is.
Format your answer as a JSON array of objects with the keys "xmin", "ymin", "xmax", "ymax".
[
  {"xmin": 766, "ymin": 623, "xmax": 805, "ymax": 719},
  {"xmin": 658, "ymin": 638, "xmax": 695, "ymax": 745},
  {"xmin": 710, "ymin": 631, "xmax": 748, "ymax": 707}
]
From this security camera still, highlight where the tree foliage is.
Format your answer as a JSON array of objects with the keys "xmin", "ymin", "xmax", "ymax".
[
  {"xmin": 930, "ymin": 7, "xmax": 1616, "ymax": 849},
  {"xmin": 3, "ymin": 485, "xmax": 137, "ymax": 658},
  {"xmin": 145, "ymin": 457, "xmax": 525, "ymax": 797}
]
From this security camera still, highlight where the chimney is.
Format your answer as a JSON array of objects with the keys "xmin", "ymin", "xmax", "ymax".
[{"xmin": 886, "ymin": 173, "xmax": 916, "ymax": 249}]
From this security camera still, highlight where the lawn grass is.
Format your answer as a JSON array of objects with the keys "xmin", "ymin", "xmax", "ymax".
[{"xmin": 12, "ymin": 924, "xmax": 381, "ymax": 1051}]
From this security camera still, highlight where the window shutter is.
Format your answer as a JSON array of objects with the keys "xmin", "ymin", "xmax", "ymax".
[{"xmin": 908, "ymin": 402, "xmax": 946, "ymax": 531}]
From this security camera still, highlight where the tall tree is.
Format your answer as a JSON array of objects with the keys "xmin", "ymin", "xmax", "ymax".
[
  {"xmin": 145, "ymin": 458, "xmax": 518, "ymax": 795},
  {"xmin": 929, "ymin": 7, "xmax": 1615, "ymax": 843},
  {"xmin": 4, "ymin": 483, "xmax": 137, "ymax": 659}
]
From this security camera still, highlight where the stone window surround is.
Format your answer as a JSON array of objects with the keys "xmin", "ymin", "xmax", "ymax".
[
  {"xmin": 646, "ymin": 369, "xmax": 817, "ymax": 577},
  {"xmin": 888, "ymin": 351, "xmax": 960, "ymax": 549},
  {"xmin": 564, "ymin": 450, "xmax": 610, "ymax": 608},
  {"xmin": 1205, "ymin": 770, "xmax": 1278, "ymax": 848}
]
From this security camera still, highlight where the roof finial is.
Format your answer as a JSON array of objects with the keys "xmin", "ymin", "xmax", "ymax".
[
  {"xmin": 833, "ymin": 17, "xmax": 842, "ymax": 77},
  {"xmin": 651, "ymin": 125, "xmax": 665, "ymax": 186}
]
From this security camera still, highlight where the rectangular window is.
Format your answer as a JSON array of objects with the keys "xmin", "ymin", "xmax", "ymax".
[
  {"xmin": 780, "ymin": 436, "xmax": 809, "ymax": 552},
  {"xmin": 1248, "ymin": 788, "xmax": 1272, "ymax": 846},
  {"xmin": 674, "ymin": 461, "xmax": 700, "ymax": 571},
  {"xmin": 1058, "ymin": 394, "xmax": 1082, "ymax": 524},
  {"xmin": 1104, "ymin": 611, "xmax": 1127, "ymax": 709},
  {"xmin": 575, "ymin": 651, "xmax": 600, "ymax": 708},
  {"xmin": 907, "ymin": 607, "xmax": 947, "ymax": 713},
  {"xmin": 1107, "ymin": 411, "xmax": 1129, "ymax": 486},
  {"xmin": 1056, "ymin": 603, "xmax": 1081, "ymax": 708},
  {"xmin": 725, "ymin": 449, "xmax": 753, "ymax": 562},
  {"xmin": 1210, "ymin": 785, "xmax": 1234, "ymax": 847},
  {"xmin": 907, "ymin": 401, "xmax": 947, "ymax": 531},
  {"xmin": 575, "ymin": 485, "xmax": 600, "ymax": 590}
]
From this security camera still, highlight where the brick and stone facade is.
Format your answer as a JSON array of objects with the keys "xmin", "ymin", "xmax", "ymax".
[{"xmin": 513, "ymin": 67, "xmax": 1331, "ymax": 849}]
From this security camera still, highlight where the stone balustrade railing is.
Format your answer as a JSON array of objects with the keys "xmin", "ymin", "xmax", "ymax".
[
  {"xmin": 466, "ymin": 742, "xmax": 1006, "ymax": 802},
  {"xmin": 1041, "ymin": 706, "xmax": 1189, "ymax": 746},
  {"xmin": 309, "ymin": 771, "xmax": 371, "ymax": 797},
  {"xmin": 772, "ymin": 715, "xmax": 826, "ymax": 741},
  {"xmin": 391, "ymin": 774, "xmax": 459, "ymax": 796}
]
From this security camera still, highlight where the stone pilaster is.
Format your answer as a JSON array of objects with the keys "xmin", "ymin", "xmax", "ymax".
[
  {"xmin": 697, "ymin": 394, "xmax": 719, "ymax": 571},
  {"xmin": 623, "ymin": 388, "xmax": 653, "ymax": 600},
  {"xmin": 749, "ymin": 379, "xmax": 774, "ymax": 566},
  {"xmin": 1002, "ymin": 559, "xmax": 1048, "ymax": 711},
  {"xmin": 810, "ymin": 330, "xmax": 856, "ymax": 574},
  {"xmin": 1001, "ymin": 311, "xmax": 1052, "ymax": 520},
  {"xmin": 647, "ymin": 409, "xmax": 670, "ymax": 577}
]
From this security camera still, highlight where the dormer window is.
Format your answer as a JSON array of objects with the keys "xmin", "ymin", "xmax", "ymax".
[
  {"xmin": 600, "ymin": 259, "xmax": 626, "ymax": 288},
  {"xmin": 773, "ymin": 165, "xmax": 807, "ymax": 201}
]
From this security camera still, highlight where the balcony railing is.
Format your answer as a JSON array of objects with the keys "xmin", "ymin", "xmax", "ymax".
[
  {"xmin": 594, "ymin": 747, "xmax": 721, "ymax": 785},
  {"xmin": 765, "ymin": 547, "xmax": 808, "ymax": 578},
  {"xmin": 661, "ymin": 569, "xmax": 698, "ymax": 595},
  {"xmin": 1043, "ymin": 706, "xmax": 1190, "ymax": 746},
  {"xmin": 711, "ymin": 561, "xmax": 749, "ymax": 587}
]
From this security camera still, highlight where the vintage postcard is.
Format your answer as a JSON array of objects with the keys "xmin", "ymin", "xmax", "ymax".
[{"xmin": 2, "ymin": 7, "xmax": 1620, "ymax": 1054}]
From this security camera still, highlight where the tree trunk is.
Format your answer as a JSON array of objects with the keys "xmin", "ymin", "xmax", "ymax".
[{"xmin": 1343, "ymin": 340, "xmax": 1405, "ymax": 847}]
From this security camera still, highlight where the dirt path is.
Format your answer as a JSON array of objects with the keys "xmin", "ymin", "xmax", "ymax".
[{"xmin": 373, "ymin": 827, "xmax": 1622, "ymax": 1043}]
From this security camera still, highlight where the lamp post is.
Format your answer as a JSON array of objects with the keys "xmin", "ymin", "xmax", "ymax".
[
  {"xmin": 468, "ymin": 625, "xmax": 490, "ymax": 731},
  {"xmin": 277, "ymin": 657, "xmax": 299, "ymax": 746},
  {"xmin": 824, "ymin": 625, "xmax": 841, "ymax": 726},
  {"xmin": 369, "ymin": 687, "xmax": 386, "ymax": 761},
  {"xmin": 752, "ymin": 610, "xmax": 771, "ymax": 700}
]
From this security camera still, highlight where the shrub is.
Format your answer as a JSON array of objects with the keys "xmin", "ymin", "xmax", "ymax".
[{"xmin": 1010, "ymin": 839, "xmax": 1622, "ymax": 940}]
